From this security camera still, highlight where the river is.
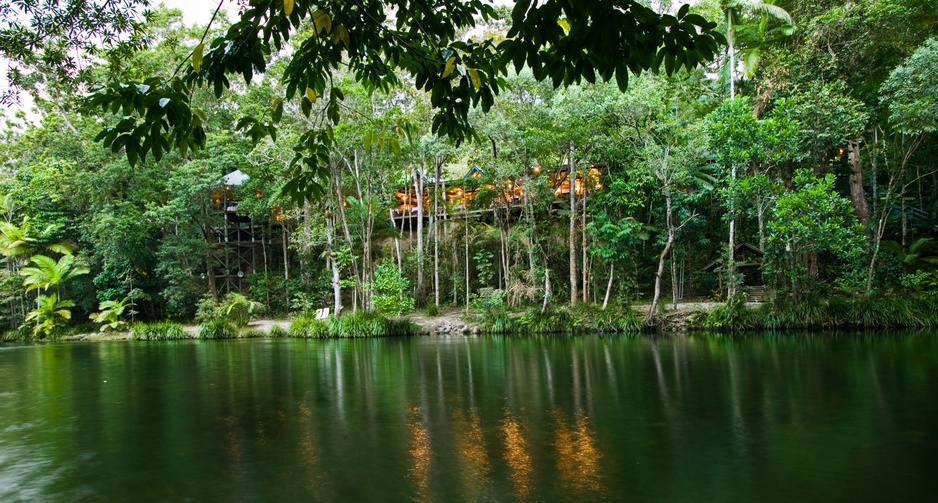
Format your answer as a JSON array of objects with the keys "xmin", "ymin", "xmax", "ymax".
[{"xmin": 1, "ymin": 333, "xmax": 937, "ymax": 501}]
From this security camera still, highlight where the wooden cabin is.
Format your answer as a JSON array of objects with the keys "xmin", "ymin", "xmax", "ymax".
[
  {"xmin": 390, "ymin": 163, "xmax": 605, "ymax": 227},
  {"xmin": 703, "ymin": 243, "xmax": 766, "ymax": 300}
]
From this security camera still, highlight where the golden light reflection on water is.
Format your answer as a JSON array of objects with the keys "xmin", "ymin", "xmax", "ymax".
[
  {"xmin": 224, "ymin": 415, "xmax": 242, "ymax": 462},
  {"xmin": 553, "ymin": 409, "xmax": 607, "ymax": 497},
  {"xmin": 298, "ymin": 402, "xmax": 319, "ymax": 492},
  {"xmin": 452, "ymin": 407, "xmax": 491, "ymax": 499},
  {"xmin": 502, "ymin": 409, "xmax": 533, "ymax": 501},
  {"xmin": 408, "ymin": 407, "xmax": 432, "ymax": 503}
]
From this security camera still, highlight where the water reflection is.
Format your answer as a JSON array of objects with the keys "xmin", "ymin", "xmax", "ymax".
[
  {"xmin": 408, "ymin": 407, "xmax": 432, "ymax": 502},
  {"xmin": 452, "ymin": 407, "xmax": 491, "ymax": 500},
  {"xmin": 1, "ymin": 334, "xmax": 938, "ymax": 502},
  {"xmin": 552, "ymin": 408, "xmax": 606, "ymax": 498},
  {"xmin": 501, "ymin": 408, "xmax": 533, "ymax": 501}
]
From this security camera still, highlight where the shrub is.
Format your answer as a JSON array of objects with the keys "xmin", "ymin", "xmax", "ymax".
[
  {"xmin": 268, "ymin": 325, "xmax": 288, "ymax": 338},
  {"xmin": 195, "ymin": 293, "xmax": 265, "ymax": 328},
  {"xmin": 1, "ymin": 325, "xmax": 32, "ymax": 342},
  {"xmin": 221, "ymin": 292, "xmax": 264, "ymax": 327},
  {"xmin": 471, "ymin": 288, "xmax": 506, "ymax": 314},
  {"xmin": 291, "ymin": 311, "xmax": 418, "ymax": 338},
  {"xmin": 240, "ymin": 328, "xmax": 266, "ymax": 338},
  {"xmin": 514, "ymin": 307, "xmax": 572, "ymax": 334},
  {"xmin": 195, "ymin": 295, "xmax": 221, "ymax": 324},
  {"xmin": 482, "ymin": 312, "xmax": 514, "ymax": 334},
  {"xmin": 701, "ymin": 293, "xmax": 758, "ymax": 331},
  {"xmin": 131, "ymin": 321, "xmax": 187, "ymax": 341},
  {"xmin": 198, "ymin": 319, "xmax": 237, "ymax": 339},
  {"xmin": 290, "ymin": 315, "xmax": 329, "ymax": 338},
  {"xmin": 370, "ymin": 262, "xmax": 415, "ymax": 316},
  {"xmin": 90, "ymin": 295, "xmax": 136, "ymax": 332}
]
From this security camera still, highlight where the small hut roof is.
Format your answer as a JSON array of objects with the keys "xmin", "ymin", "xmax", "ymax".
[
  {"xmin": 223, "ymin": 169, "xmax": 250, "ymax": 186},
  {"xmin": 703, "ymin": 243, "xmax": 764, "ymax": 272},
  {"xmin": 463, "ymin": 165, "xmax": 485, "ymax": 178}
]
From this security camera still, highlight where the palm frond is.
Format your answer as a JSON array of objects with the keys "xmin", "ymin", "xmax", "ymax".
[{"xmin": 751, "ymin": 3, "xmax": 792, "ymax": 24}]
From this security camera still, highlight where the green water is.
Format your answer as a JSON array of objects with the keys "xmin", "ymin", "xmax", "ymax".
[{"xmin": 1, "ymin": 334, "xmax": 937, "ymax": 502}]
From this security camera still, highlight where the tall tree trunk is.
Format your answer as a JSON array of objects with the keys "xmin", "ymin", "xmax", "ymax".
[
  {"xmin": 415, "ymin": 163, "xmax": 426, "ymax": 306},
  {"xmin": 568, "ymin": 143, "xmax": 578, "ymax": 305},
  {"xmin": 433, "ymin": 160, "xmax": 441, "ymax": 308},
  {"xmin": 867, "ymin": 134, "xmax": 923, "ymax": 289},
  {"xmin": 647, "ymin": 188, "xmax": 675, "ymax": 324},
  {"xmin": 202, "ymin": 234, "xmax": 218, "ymax": 298},
  {"xmin": 524, "ymin": 178, "xmax": 538, "ymax": 300},
  {"xmin": 541, "ymin": 268, "xmax": 551, "ymax": 314},
  {"xmin": 848, "ymin": 139, "xmax": 871, "ymax": 236},
  {"xmin": 465, "ymin": 209, "xmax": 470, "ymax": 316},
  {"xmin": 581, "ymin": 189, "xmax": 588, "ymax": 303},
  {"xmin": 280, "ymin": 221, "xmax": 289, "ymax": 281},
  {"xmin": 671, "ymin": 251, "xmax": 679, "ymax": 310},
  {"xmin": 333, "ymin": 165, "xmax": 361, "ymax": 308},
  {"xmin": 350, "ymin": 150, "xmax": 375, "ymax": 309},
  {"xmin": 647, "ymin": 147, "xmax": 683, "ymax": 323},
  {"xmin": 602, "ymin": 264, "xmax": 614, "ymax": 310},
  {"xmin": 326, "ymin": 213, "xmax": 342, "ymax": 317},
  {"xmin": 727, "ymin": 165, "xmax": 737, "ymax": 298},
  {"xmin": 727, "ymin": 9, "xmax": 735, "ymax": 100},
  {"xmin": 757, "ymin": 204, "xmax": 766, "ymax": 252}
]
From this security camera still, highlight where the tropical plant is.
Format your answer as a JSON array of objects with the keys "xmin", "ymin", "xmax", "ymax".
[
  {"xmin": 20, "ymin": 253, "xmax": 89, "ymax": 293},
  {"xmin": 721, "ymin": 0, "xmax": 793, "ymax": 97},
  {"xmin": 221, "ymin": 292, "xmax": 264, "ymax": 327},
  {"xmin": 195, "ymin": 292, "xmax": 265, "ymax": 327},
  {"xmin": 25, "ymin": 293, "xmax": 74, "ymax": 337},
  {"xmin": 90, "ymin": 295, "xmax": 136, "ymax": 332},
  {"xmin": 0, "ymin": 219, "xmax": 69, "ymax": 262}
]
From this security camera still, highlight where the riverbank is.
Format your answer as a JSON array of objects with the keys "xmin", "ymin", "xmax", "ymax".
[
  {"xmin": 52, "ymin": 302, "xmax": 720, "ymax": 342},
  {"xmin": 28, "ymin": 293, "xmax": 938, "ymax": 343}
]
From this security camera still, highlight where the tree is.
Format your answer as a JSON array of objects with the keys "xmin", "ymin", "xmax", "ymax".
[
  {"xmin": 20, "ymin": 253, "xmax": 89, "ymax": 295},
  {"xmin": 371, "ymin": 261, "xmax": 414, "ymax": 316},
  {"xmin": 24, "ymin": 294, "xmax": 75, "ymax": 337},
  {"xmin": 86, "ymin": 1, "xmax": 724, "ymax": 202},
  {"xmin": 0, "ymin": 0, "xmax": 148, "ymax": 104},
  {"xmin": 764, "ymin": 170, "xmax": 865, "ymax": 298},
  {"xmin": 705, "ymin": 96, "xmax": 797, "ymax": 297},
  {"xmin": 880, "ymin": 37, "xmax": 938, "ymax": 136},
  {"xmin": 720, "ymin": 0, "xmax": 792, "ymax": 98},
  {"xmin": 90, "ymin": 294, "xmax": 137, "ymax": 331}
]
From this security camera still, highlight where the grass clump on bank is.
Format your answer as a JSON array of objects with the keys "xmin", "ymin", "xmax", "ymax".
[
  {"xmin": 480, "ymin": 303, "xmax": 643, "ymax": 335},
  {"xmin": 694, "ymin": 292, "xmax": 938, "ymax": 331},
  {"xmin": 240, "ymin": 328, "xmax": 266, "ymax": 338},
  {"xmin": 197, "ymin": 319, "xmax": 237, "ymax": 339},
  {"xmin": 290, "ymin": 311, "xmax": 418, "ymax": 338},
  {"xmin": 1, "ymin": 325, "xmax": 34, "ymax": 342},
  {"xmin": 131, "ymin": 321, "xmax": 187, "ymax": 341}
]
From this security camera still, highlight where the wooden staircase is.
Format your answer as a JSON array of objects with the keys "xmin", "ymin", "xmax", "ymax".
[{"xmin": 745, "ymin": 285, "xmax": 767, "ymax": 303}]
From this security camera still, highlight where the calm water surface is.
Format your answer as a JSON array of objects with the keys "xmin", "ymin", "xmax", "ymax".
[{"xmin": 1, "ymin": 333, "xmax": 938, "ymax": 502}]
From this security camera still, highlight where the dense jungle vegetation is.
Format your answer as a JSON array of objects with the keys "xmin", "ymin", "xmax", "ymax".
[{"xmin": 0, "ymin": 1, "xmax": 936, "ymax": 338}]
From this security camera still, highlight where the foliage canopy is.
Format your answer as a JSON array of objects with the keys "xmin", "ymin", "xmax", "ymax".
[{"xmin": 82, "ymin": 0, "xmax": 725, "ymax": 202}]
